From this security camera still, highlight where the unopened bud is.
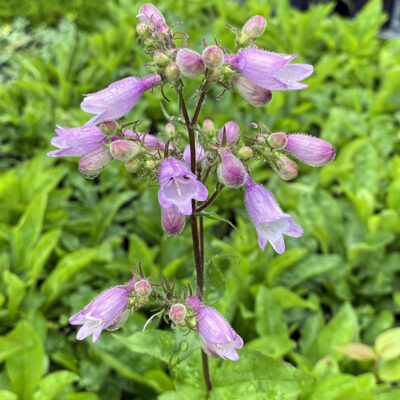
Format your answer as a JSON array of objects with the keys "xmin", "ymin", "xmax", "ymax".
[
  {"xmin": 154, "ymin": 51, "xmax": 169, "ymax": 67},
  {"xmin": 78, "ymin": 147, "xmax": 112, "ymax": 178},
  {"xmin": 206, "ymin": 68, "xmax": 221, "ymax": 82},
  {"xmin": 136, "ymin": 23, "xmax": 150, "ymax": 37},
  {"xmin": 255, "ymin": 135, "xmax": 266, "ymax": 145},
  {"xmin": 125, "ymin": 159, "xmax": 141, "ymax": 173},
  {"xmin": 134, "ymin": 280, "xmax": 152, "ymax": 297},
  {"xmin": 164, "ymin": 63, "xmax": 181, "ymax": 82},
  {"xmin": 268, "ymin": 153, "xmax": 299, "ymax": 180},
  {"xmin": 169, "ymin": 303, "xmax": 187, "ymax": 323},
  {"xmin": 145, "ymin": 159, "xmax": 156, "ymax": 169},
  {"xmin": 165, "ymin": 122, "xmax": 175, "ymax": 135},
  {"xmin": 110, "ymin": 140, "xmax": 141, "ymax": 161},
  {"xmin": 202, "ymin": 119, "xmax": 215, "ymax": 135},
  {"xmin": 217, "ymin": 148, "xmax": 246, "ymax": 189},
  {"xmin": 242, "ymin": 15, "xmax": 267, "ymax": 41},
  {"xmin": 238, "ymin": 146, "xmax": 253, "ymax": 161},
  {"xmin": 98, "ymin": 121, "xmax": 118, "ymax": 136},
  {"xmin": 233, "ymin": 75, "xmax": 272, "ymax": 107},
  {"xmin": 176, "ymin": 48, "xmax": 204, "ymax": 78},
  {"xmin": 162, "ymin": 205, "xmax": 185, "ymax": 236},
  {"xmin": 268, "ymin": 132, "xmax": 287, "ymax": 149},
  {"xmin": 202, "ymin": 46, "xmax": 224, "ymax": 69}
]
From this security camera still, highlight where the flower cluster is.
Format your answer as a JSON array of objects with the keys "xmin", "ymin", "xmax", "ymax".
[{"xmin": 50, "ymin": 3, "xmax": 336, "ymax": 362}]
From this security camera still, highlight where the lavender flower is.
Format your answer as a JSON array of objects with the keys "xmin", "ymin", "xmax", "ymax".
[
  {"xmin": 186, "ymin": 296, "xmax": 243, "ymax": 361},
  {"xmin": 78, "ymin": 147, "xmax": 113, "ymax": 178},
  {"xmin": 158, "ymin": 158, "xmax": 208, "ymax": 215},
  {"xmin": 47, "ymin": 126, "xmax": 105, "ymax": 157},
  {"xmin": 162, "ymin": 205, "xmax": 186, "ymax": 236},
  {"xmin": 183, "ymin": 143, "xmax": 206, "ymax": 169},
  {"xmin": 244, "ymin": 176, "xmax": 303, "ymax": 253},
  {"xmin": 176, "ymin": 48, "xmax": 204, "ymax": 78},
  {"xmin": 218, "ymin": 121, "xmax": 240, "ymax": 144},
  {"xmin": 81, "ymin": 74, "xmax": 161, "ymax": 126},
  {"xmin": 69, "ymin": 277, "xmax": 136, "ymax": 342},
  {"xmin": 228, "ymin": 49, "xmax": 313, "ymax": 90},
  {"xmin": 217, "ymin": 148, "xmax": 246, "ymax": 189},
  {"xmin": 137, "ymin": 3, "xmax": 169, "ymax": 34},
  {"xmin": 284, "ymin": 134, "xmax": 335, "ymax": 166}
]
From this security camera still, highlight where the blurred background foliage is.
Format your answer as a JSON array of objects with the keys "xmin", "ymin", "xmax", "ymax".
[{"xmin": 1, "ymin": 0, "xmax": 400, "ymax": 399}]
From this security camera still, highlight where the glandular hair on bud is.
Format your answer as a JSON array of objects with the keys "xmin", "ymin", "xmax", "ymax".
[
  {"xmin": 78, "ymin": 147, "xmax": 113, "ymax": 179},
  {"xmin": 110, "ymin": 140, "xmax": 141, "ymax": 161},
  {"xmin": 99, "ymin": 120, "xmax": 118, "ymax": 136},
  {"xmin": 202, "ymin": 46, "xmax": 224, "ymax": 69},
  {"xmin": 238, "ymin": 146, "xmax": 253, "ymax": 161},
  {"xmin": 134, "ymin": 280, "xmax": 152, "ymax": 297},
  {"xmin": 268, "ymin": 132, "xmax": 288, "ymax": 150},
  {"xmin": 164, "ymin": 63, "xmax": 181, "ymax": 82},
  {"xmin": 125, "ymin": 159, "xmax": 141, "ymax": 173},
  {"xmin": 169, "ymin": 303, "xmax": 187, "ymax": 323}
]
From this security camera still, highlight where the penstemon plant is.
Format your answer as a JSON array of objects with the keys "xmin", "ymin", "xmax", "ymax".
[{"xmin": 48, "ymin": 3, "xmax": 335, "ymax": 392}]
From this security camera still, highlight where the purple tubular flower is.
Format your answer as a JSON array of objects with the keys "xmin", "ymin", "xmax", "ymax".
[
  {"xmin": 218, "ymin": 121, "xmax": 240, "ymax": 144},
  {"xmin": 244, "ymin": 176, "xmax": 303, "ymax": 253},
  {"xmin": 229, "ymin": 49, "xmax": 313, "ymax": 90},
  {"xmin": 158, "ymin": 157, "xmax": 208, "ymax": 215},
  {"xmin": 176, "ymin": 49, "xmax": 204, "ymax": 78},
  {"xmin": 81, "ymin": 74, "xmax": 162, "ymax": 126},
  {"xmin": 162, "ymin": 205, "xmax": 186, "ymax": 236},
  {"xmin": 186, "ymin": 296, "xmax": 243, "ymax": 361},
  {"xmin": 69, "ymin": 277, "xmax": 136, "ymax": 342},
  {"xmin": 78, "ymin": 147, "xmax": 113, "ymax": 178},
  {"xmin": 48, "ymin": 126, "xmax": 105, "ymax": 157},
  {"xmin": 137, "ymin": 3, "xmax": 169, "ymax": 34},
  {"xmin": 217, "ymin": 148, "xmax": 246, "ymax": 189},
  {"xmin": 183, "ymin": 143, "xmax": 206, "ymax": 169},
  {"xmin": 284, "ymin": 134, "xmax": 335, "ymax": 166}
]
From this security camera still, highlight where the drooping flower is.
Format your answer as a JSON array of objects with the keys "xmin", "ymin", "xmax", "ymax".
[
  {"xmin": 78, "ymin": 147, "xmax": 113, "ymax": 178},
  {"xmin": 137, "ymin": 3, "xmax": 169, "ymax": 34},
  {"xmin": 183, "ymin": 143, "xmax": 206, "ymax": 169},
  {"xmin": 69, "ymin": 277, "xmax": 136, "ymax": 342},
  {"xmin": 47, "ymin": 126, "xmax": 105, "ymax": 157},
  {"xmin": 232, "ymin": 75, "xmax": 272, "ymax": 107},
  {"xmin": 217, "ymin": 148, "xmax": 246, "ymax": 189},
  {"xmin": 244, "ymin": 175, "xmax": 303, "ymax": 253},
  {"xmin": 218, "ymin": 121, "xmax": 240, "ymax": 144},
  {"xmin": 227, "ymin": 49, "xmax": 313, "ymax": 90},
  {"xmin": 284, "ymin": 134, "xmax": 335, "ymax": 166},
  {"xmin": 176, "ymin": 49, "xmax": 204, "ymax": 78},
  {"xmin": 158, "ymin": 158, "xmax": 208, "ymax": 215},
  {"xmin": 81, "ymin": 74, "xmax": 162, "ymax": 126},
  {"xmin": 162, "ymin": 205, "xmax": 186, "ymax": 236},
  {"xmin": 186, "ymin": 296, "xmax": 243, "ymax": 361}
]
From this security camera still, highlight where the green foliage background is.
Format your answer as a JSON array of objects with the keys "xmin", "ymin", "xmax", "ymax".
[{"xmin": 1, "ymin": 0, "xmax": 400, "ymax": 399}]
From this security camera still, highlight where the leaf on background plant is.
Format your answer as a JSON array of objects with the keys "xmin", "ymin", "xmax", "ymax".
[
  {"xmin": 378, "ymin": 358, "xmax": 400, "ymax": 382},
  {"xmin": 271, "ymin": 286, "xmax": 319, "ymax": 311},
  {"xmin": 6, "ymin": 320, "xmax": 45, "ymax": 400},
  {"xmin": 201, "ymin": 211, "xmax": 240, "ymax": 233},
  {"xmin": 33, "ymin": 370, "xmax": 79, "ymax": 400},
  {"xmin": 0, "ymin": 336, "xmax": 30, "ymax": 363},
  {"xmin": 0, "ymin": 391, "xmax": 17, "ymax": 400},
  {"xmin": 335, "ymin": 343, "xmax": 376, "ymax": 361},
  {"xmin": 60, "ymin": 394, "xmax": 99, "ymax": 400},
  {"xmin": 246, "ymin": 335, "xmax": 296, "ymax": 358},
  {"xmin": 205, "ymin": 255, "xmax": 226, "ymax": 304},
  {"xmin": 375, "ymin": 328, "xmax": 400, "ymax": 360},
  {"xmin": 4, "ymin": 270, "xmax": 26, "ymax": 317}
]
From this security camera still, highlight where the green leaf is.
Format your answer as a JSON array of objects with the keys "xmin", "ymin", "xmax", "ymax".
[
  {"xmin": 378, "ymin": 358, "xmax": 400, "ymax": 382},
  {"xmin": 0, "ymin": 336, "xmax": 30, "ymax": 363},
  {"xmin": 0, "ymin": 390, "xmax": 18, "ymax": 400},
  {"xmin": 33, "ymin": 371, "xmax": 79, "ymax": 400},
  {"xmin": 271, "ymin": 286, "xmax": 319, "ymax": 311},
  {"xmin": 61, "ymin": 394, "xmax": 99, "ymax": 400},
  {"xmin": 201, "ymin": 211, "xmax": 239, "ymax": 233},
  {"xmin": 375, "ymin": 328, "xmax": 400, "ymax": 360},
  {"xmin": 6, "ymin": 320, "xmax": 45, "ymax": 400},
  {"xmin": 205, "ymin": 255, "xmax": 226, "ymax": 304},
  {"xmin": 4, "ymin": 270, "xmax": 26, "ymax": 317},
  {"xmin": 246, "ymin": 335, "xmax": 296, "ymax": 358}
]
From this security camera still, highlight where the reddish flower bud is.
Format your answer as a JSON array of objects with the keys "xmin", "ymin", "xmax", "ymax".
[
  {"xmin": 176, "ymin": 48, "xmax": 204, "ymax": 78},
  {"xmin": 268, "ymin": 132, "xmax": 287, "ymax": 149},
  {"xmin": 110, "ymin": 140, "xmax": 141, "ymax": 161},
  {"xmin": 217, "ymin": 148, "xmax": 246, "ymax": 188},
  {"xmin": 165, "ymin": 122, "xmax": 175, "ymax": 135},
  {"xmin": 162, "ymin": 205, "xmax": 186, "ymax": 236},
  {"xmin": 202, "ymin": 119, "xmax": 215, "ymax": 135},
  {"xmin": 202, "ymin": 46, "xmax": 224, "ymax": 69},
  {"xmin": 242, "ymin": 15, "xmax": 267, "ymax": 41},
  {"xmin": 134, "ymin": 279, "xmax": 152, "ymax": 297},
  {"xmin": 78, "ymin": 147, "xmax": 112, "ymax": 178},
  {"xmin": 233, "ymin": 75, "xmax": 272, "ymax": 107},
  {"xmin": 169, "ymin": 303, "xmax": 187, "ymax": 323}
]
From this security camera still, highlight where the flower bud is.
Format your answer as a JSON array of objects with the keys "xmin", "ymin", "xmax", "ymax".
[
  {"xmin": 98, "ymin": 121, "xmax": 118, "ymax": 136},
  {"xmin": 217, "ymin": 149, "xmax": 246, "ymax": 188},
  {"xmin": 202, "ymin": 46, "xmax": 224, "ymax": 69},
  {"xmin": 110, "ymin": 140, "xmax": 141, "ymax": 161},
  {"xmin": 78, "ymin": 147, "xmax": 112, "ymax": 178},
  {"xmin": 202, "ymin": 119, "xmax": 215, "ymax": 135},
  {"xmin": 255, "ymin": 135, "xmax": 266, "ymax": 145},
  {"xmin": 165, "ymin": 122, "xmax": 175, "ymax": 135},
  {"xmin": 162, "ymin": 205, "xmax": 186, "ymax": 236},
  {"xmin": 205, "ymin": 68, "xmax": 221, "ymax": 82},
  {"xmin": 176, "ymin": 48, "xmax": 204, "ymax": 78},
  {"xmin": 134, "ymin": 279, "xmax": 152, "ymax": 297},
  {"xmin": 218, "ymin": 121, "xmax": 239, "ymax": 145},
  {"xmin": 125, "ymin": 159, "xmax": 141, "ymax": 173},
  {"xmin": 233, "ymin": 75, "xmax": 272, "ymax": 107},
  {"xmin": 169, "ymin": 303, "xmax": 187, "ymax": 323},
  {"xmin": 145, "ymin": 159, "xmax": 156, "ymax": 169},
  {"xmin": 268, "ymin": 153, "xmax": 298, "ymax": 180},
  {"xmin": 241, "ymin": 15, "xmax": 267, "ymax": 41},
  {"xmin": 136, "ymin": 23, "xmax": 150, "ymax": 37},
  {"xmin": 268, "ymin": 132, "xmax": 287, "ymax": 149},
  {"xmin": 154, "ymin": 51, "xmax": 169, "ymax": 67},
  {"xmin": 164, "ymin": 63, "xmax": 181, "ymax": 82},
  {"xmin": 238, "ymin": 146, "xmax": 253, "ymax": 161}
]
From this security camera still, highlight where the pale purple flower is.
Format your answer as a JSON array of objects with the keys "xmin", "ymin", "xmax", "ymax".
[
  {"xmin": 176, "ymin": 49, "xmax": 204, "ymax": 78},
  {"xmin": 244, "ymin": 175, "xmax": 303, "ymax": 253},
  {"xmin": 217, "ymin": 148, "xmax": 246, "ymax": 189},
  {"xmin": 47, "ymin": 126, "xmax": 105, "ymax": 157},
  {"xmin": 183, "ymin": 143, "xmax": 206, "ymax": 169},
  {"xmin": 69, "ymin": 277, "xmax": 136, "ymax": 342},
  {"xmin": 78, "ymin": 147, "xmax": 113, "ymax": 178},
  {"xmin": 81, "ymin": 74, "xmax": 162, "ymax": 126},
  {"xmin": 218, "ymin": 121, "xmax": 240, "ymax": 144},
  {"xmin": 137, "ymin": 3, "xmax": 169, "ymax": 34},
  {"xmin": 228, "ymin": 49, "xmax": 313, "ymax": 90},
  {"xmin": 284, "ymin": 134, "xmax": 335, "ymax": 166},
  {"xmin": 158, "ymin": 158, "xmax": 208, "ymax": 215},
  {"xmin": 161, "ymin": 205, "xmax": 186, "ymax": 236},
  {"xmin": 186, "ymin": 296, "xmax": 243, "ymax": 361}
]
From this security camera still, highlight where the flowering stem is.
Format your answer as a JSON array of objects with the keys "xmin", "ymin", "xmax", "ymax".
[{"xmin": 179, "ymin": 87, "xmax": 213, "ymax": 392}]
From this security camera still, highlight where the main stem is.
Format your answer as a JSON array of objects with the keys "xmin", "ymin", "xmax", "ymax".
[{"xmin": 179, "ymin": 84, "xmax": 213, "ymax": 392}]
